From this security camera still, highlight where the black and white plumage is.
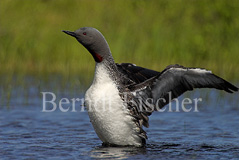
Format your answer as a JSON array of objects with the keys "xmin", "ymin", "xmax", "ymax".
[{"xmin": 63, "ymin": 27, "xmax": 238, "ymax": 147}]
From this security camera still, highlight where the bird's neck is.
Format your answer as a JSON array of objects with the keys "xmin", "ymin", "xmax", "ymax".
[
  {"xmin": 87, "ymin": 39, "xmax": 113, "ymax": 64},
  {"xmin": 88, "ymin": 37, "xmax": 121, "ymax": 84},
  {"xmin": 92, "ymin": 59, "xmax": 118, "ymax": 85}
]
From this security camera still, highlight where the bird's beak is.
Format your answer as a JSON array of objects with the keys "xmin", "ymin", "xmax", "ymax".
[{"xmin": 62, "ymin": 30, "xmax": 77, "ymax": 38}]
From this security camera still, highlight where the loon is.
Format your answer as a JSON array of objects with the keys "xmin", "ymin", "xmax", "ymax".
[{"xmin": 63, "ymin": 27, "xmax": 238, "ymax": 147}]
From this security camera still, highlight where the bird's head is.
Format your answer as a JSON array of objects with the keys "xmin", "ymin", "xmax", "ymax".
[{"xmin": 62, "ymin": 27, "xmax": 111, "ymax": 63}]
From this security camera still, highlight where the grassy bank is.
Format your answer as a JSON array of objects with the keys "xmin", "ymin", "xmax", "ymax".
[{"xmin": 1, "ymin": 0, "xmax": 239, "ymax": 84}]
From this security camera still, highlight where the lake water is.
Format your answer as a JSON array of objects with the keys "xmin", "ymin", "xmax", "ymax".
[{"xmin": 0, "ymin": 79, "xmax": 239, "ymax": 159}]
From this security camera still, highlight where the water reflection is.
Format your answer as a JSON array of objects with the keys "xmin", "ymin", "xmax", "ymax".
[{"xmin": 89, "ymin": 145, "xmax": 147, "ymax": 159}]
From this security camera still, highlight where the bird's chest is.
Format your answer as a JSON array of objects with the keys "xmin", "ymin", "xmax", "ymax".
[
  {"xmin": 84, "ymin": 63, "xmax": 126, "ymax": 116},
  {"xmin": 83, "ymin": 63, "xmax": 141, "ymax": 146},
  {"xmin": 85, "ymin": 80, "xmax": 124, "ymax": 114},
  {"xmin": 84, "ymin": 77, "xmax": 131, "ymax": 141}
]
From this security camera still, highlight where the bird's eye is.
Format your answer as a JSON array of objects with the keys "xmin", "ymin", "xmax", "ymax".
[{"xmin": 83, "ymin": 32, "xmax": 87, "ymax": 35}]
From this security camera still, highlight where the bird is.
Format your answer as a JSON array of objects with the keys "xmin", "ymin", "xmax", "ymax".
[{"xmin": 62, "ymin": 27, "xmax": 238, "ymax": 147}]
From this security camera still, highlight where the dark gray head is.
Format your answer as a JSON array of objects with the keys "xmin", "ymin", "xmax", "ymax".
[{"xmin": 62, "ymin": 27, "xmax": 112, "ymax": 63}]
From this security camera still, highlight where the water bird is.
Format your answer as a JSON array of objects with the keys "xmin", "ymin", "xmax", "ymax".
[{"xmin": 62, "ymin": 27, "xmax": 238, "ymax": 147}]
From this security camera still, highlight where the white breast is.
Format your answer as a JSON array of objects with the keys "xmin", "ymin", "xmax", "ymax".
[{"xmin": 84, "ymin": 63, "xmax": 142, "ymax": 147}]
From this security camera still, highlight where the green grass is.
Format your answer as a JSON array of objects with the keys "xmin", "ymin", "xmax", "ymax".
[{"xmin": 1, "ymin": 0, "xmax": 239, "ymax": 85}]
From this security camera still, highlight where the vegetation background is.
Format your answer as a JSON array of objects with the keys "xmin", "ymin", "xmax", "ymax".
[{"xmin": 1, "ymin": 0, "xmax": 239, "ymax": 86}]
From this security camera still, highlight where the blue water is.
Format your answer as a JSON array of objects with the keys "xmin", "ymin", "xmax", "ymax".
[{"xmin": 0, "ymin": 80, "xmax": 239, "ymax": 159}]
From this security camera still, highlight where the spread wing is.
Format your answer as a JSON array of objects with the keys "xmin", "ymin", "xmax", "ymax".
[
  {"xmin": 130, "ymin": 64, "xmax": 238, "ymax": 112},
  {"xmin": 126, "ymin": 64, "xmax": 238, "ymax": 131}
]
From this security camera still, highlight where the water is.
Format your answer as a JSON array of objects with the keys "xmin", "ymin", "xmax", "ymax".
[{"xmin": 0, "ymin": 80, "xmax": 239, "ymax": 159}]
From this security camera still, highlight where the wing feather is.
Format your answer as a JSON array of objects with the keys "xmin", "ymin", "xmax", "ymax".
[
  {"xmin": 117, "ymin": 63, "xmax": 159, "ymax": 84},
  {"xmin": 130, "ymin": 64, "xmax": 238, "ymax": 113}
]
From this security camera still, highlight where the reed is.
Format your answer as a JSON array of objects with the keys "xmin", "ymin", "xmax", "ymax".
[{"xmin": 1, "ymin": 0, "xmax": 239, "ymax": 85}]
